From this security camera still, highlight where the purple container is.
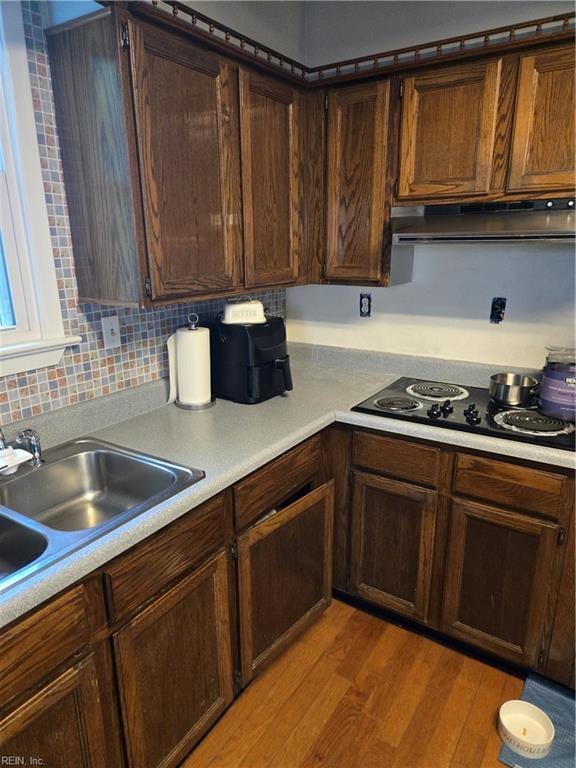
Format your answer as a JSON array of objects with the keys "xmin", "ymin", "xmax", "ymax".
[{"xmin": 539, "ymin": 347, "xmax": 576, "ymax": 422}]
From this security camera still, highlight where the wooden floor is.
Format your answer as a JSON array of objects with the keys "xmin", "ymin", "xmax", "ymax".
[{"xmin": 183, "ymin": 600, "xmax": 523, "ymax": 768}]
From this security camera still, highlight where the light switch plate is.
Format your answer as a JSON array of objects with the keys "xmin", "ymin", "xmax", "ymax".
[{"xmin": 101, "ymin": 315, "xmax": 121, "ymax": 349}]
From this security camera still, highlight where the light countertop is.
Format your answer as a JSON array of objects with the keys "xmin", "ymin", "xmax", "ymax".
[{"xmin": 1, "ymin": 361, "xmax": 573, "ymax": 628}]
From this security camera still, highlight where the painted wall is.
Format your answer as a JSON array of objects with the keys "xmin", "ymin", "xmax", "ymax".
[
  {"xmin": 286, "ymin": 246, "xmax": 575, "ymax": 369},
  {"xmin": 304, "ymin": 1, "xmax": 575, "ymax": 65},
  {"xmin": 47, "ymin": 1, "xmax": 306, "ymax": 62}
]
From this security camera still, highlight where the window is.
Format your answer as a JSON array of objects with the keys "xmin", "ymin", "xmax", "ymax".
[{"xmin": 0, "ymin": 2, "xmax": 79, "ymax": 376}]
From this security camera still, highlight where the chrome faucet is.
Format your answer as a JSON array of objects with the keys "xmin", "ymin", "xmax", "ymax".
[
  {"xmin": 16, "ymin": 429, "xmax": 43, "ymax": 467},
  {"xmin": 0, "ymin": 426, "xmax": 43, "ymax": 468}
]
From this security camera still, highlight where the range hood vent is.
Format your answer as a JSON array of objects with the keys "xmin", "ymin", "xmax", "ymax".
[{"xmin": 392, "ymin": 198, "xmax": 575, "ymax": 245}]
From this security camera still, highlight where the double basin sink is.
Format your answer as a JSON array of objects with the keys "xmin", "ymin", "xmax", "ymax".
[{"xmin": 0, "ymin": 439, "xmax": 204, "ymax": 592}]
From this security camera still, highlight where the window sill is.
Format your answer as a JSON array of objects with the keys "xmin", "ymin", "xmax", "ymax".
[{"xmin": 0, "ymin": 335, "xmax": 82, "ymax": 376}]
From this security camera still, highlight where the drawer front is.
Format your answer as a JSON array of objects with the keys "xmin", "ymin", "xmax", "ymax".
[
  {"xmin": 233, "ymin": 435, "xmax": 322, "ymax": 530},
  {"xmin": 0, "ymin": 585, "xmax": 90, "ymax": 708},
  {"xmin": 105, "ymin": 492, "xmax": 231, "ymax": 624},
  {"xmin": 352, "ymin": 431, "xmax": 441, "ymax": 487},
  {"xmin": 454, "ymin": 454, "xmax": 568, "ymax": 518}
]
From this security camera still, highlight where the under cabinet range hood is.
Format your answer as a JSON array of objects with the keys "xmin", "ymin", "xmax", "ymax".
[{"xmin": 391, "ymin": 199, "xmax": 576, "ymax": 245}]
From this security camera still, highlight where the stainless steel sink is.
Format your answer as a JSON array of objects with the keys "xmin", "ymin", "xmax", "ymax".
[
  {"xmin": 0, "ymin": 443, "xmax": 188, "ymax": 531},
  {"xmin": 0, "ymin": 517, "xmax": 48, "ymax": 579},
  {"xmin": 0, "ymin": 438, "xmax": 204, "ymax": 592}
]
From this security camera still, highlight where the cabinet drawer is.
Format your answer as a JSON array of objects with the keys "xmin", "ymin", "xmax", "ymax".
[
  {"xmin": 454, "ymin": 454, "xmax": 569, "ymax": 518},
  {"xmin": 233, "ymin": 435, "xmax": 322, "ymax": 530},
  {"xmin": 353, "ymin": 431, "xmax": 441, "ymax": 487},
  {"xmin": 0, "ymin": 585, "xmax": 91, "ymax": 708},
  {"xmin": 104, "ymin": 492, "xmax": 231, "ymax": 623}
]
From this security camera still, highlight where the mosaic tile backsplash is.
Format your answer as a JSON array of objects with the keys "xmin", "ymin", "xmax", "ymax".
[{"xmin": 0, "ymin": 2, "xmax": 285, "ymax": 426}]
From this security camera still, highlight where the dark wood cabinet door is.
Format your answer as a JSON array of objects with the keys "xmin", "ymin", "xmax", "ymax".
[
  {"xmin": 507, "ymin": 45, "xmax": 575, "ymax": 193},
  {"xmin": 129, "ymin": 21, "xmax": 243, "ymax": 300},
  {"xmin": 237, "ymin": 481, "xmax": 334, "ymax": 686},
  {"xmin": 545, "ymin": 508, "xmax": 575, "ymax": 688},
  {"xmin": 113, "ymin": 552, "xmax": 234, "ymax": 768},
  {"xmin": 398, "ymin": 60, "xmax": 503, "ymax": 199},
  {"xmin": 0, "ymin": 656, "xmax": 109, "ymax": 767},
  {"xmin": 350, "ymin": 471, "xmax": 438, "ymax": 622},
  {"xmin": 325, "ymin": 82, "xmax": 390, "ymax": 283},
  {"xmin": 442, "ymin": 499, "xmax": 561, "ymax": 667},
  {"xmin": 240, "ymin": 70, "xmax": 302, "ymax": 287}
]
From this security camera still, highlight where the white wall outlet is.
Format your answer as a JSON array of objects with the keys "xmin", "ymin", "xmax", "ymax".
[
  {"xmin": 101, "ymin": 315, "xmax": 121, "ymax": 349},
  {"xmin": 360, "ymin": 292, "xmax": 372, "ymax": 318}
]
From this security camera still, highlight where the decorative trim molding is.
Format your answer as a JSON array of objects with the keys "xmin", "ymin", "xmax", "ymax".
[{"xmin": 127, "ymin": 2, "xmax": 575, "ymax": 88}]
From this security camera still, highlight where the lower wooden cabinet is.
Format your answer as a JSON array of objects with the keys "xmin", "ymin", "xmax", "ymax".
[
  {"xmin": 350, "ymin": 470, "xmax": 438, "ymax": 622},
  {"xmin": 113, "ymin": 551, "xmax": 234, "ymax": 768},
  {"xmin": 237, "ymin": 481, "xmax": 334, "ymax": 686},
  {"xmin": 441, "ymin": 499, "xmax": 562, "ymax": 667},
  {"xmin": 0, "ymin": 656, "xmax": 109, "ymax": 767}
]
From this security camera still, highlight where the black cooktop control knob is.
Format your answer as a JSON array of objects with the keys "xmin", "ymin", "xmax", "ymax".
[
  {"xmin": 427, "ymin": 404, "xmax": 442, "ymax": 419},
  {"xmin": 464, "ymin": 404, "xmax": 482, "ymax": 425},
  {"xmin": 440, "ymin": 399, "xmax": 454, "ymax": 418}
]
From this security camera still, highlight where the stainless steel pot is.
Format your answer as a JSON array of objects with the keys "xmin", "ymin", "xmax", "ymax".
[{"xmin": 489, "ymin": 373, "xmax": 539, "ymax": 407}]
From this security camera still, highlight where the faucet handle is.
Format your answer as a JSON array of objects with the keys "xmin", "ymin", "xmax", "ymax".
[{"xmin": 17, "ymin": 429, "xmax": 42, "ymax": 466}]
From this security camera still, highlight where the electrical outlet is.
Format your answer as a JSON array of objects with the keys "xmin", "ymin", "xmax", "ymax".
[
  {"xmin": 490, "ymin": 297, "xmax": 507, "ymax": 324},
  {"xmin": 101, "ymin": 315, "xmax": 121, "ymax": 349},
  {"xmin": 360, "ymin": 293, "xmax": 372, "ymax": 318}
]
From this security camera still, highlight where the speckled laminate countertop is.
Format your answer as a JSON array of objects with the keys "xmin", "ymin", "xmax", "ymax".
[{"xmin": 0, "ymin": 361, "xmax": 573, "ymax": 628}]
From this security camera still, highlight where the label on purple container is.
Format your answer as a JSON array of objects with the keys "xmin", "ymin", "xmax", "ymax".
[{"xmin": 540, "ymin": 364, "xmax": 576, "ymax": 421}]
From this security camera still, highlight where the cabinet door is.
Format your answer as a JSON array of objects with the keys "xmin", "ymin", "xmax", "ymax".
[
  {"xmin": 350, "ymin": 471, "xmax": 438, "ymax": 622},
  {"xmin": 114, "ymin": 552, "xmax": 233, "ymax": 768},
  {"xmin": 442, "ymin": 500, "xmax": 561, "ymax": 667},
  {"xmin": 129, "ymin": 22, "xmax": 243, "ymax": 300},
  {"xmin": 237, "ymin": 481, "xmax": 334, "ymax": 686},
  {"xmin": 508, "ymin": 45, "xmax": 575, "ymax": 193},
  {"xmin": 398, "ymin": 60, "xmax": 502, "ymax": 199},
  {"xmin": 240, "ymin": 70, "xmax": 302, "ymax": 287},
  {"xmin": 0, "ymin": 656, "xmax": 108, "ymax": 767},
  {"xmin": 325, "ymin": 82, "xmax": 390, "ymax": 282}
]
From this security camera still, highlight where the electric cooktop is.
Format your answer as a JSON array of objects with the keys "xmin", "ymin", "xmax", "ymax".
[{"xmin": 352, "ymin": 377, "xmax": 576, "ymax": 452}]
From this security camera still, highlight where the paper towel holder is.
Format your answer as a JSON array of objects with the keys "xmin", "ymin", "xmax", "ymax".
[{"xmin": 168, "ymin": 312, "xmax": 216, "ymax": 411}]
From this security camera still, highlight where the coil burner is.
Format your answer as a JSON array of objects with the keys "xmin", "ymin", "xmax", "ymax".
[
  {"xmin": 493, "ymin": 410, "xmax": 575, "ymax": 437},
  {"xmin": 406, "ymin": 382, "xmax": 469, "ymax": 402},
  {"xmin": 373, "ymin": 396, "xmax": 422, "ymax": 412}
]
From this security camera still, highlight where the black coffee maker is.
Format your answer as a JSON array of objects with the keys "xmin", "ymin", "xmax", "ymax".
[{"xmin": 206, "ymin": 316, "xmax": 293, "ymax": 404}]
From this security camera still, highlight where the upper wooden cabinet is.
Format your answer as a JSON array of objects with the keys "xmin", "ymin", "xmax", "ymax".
[
  {"xmin": 397, "ymin": 45, "xmax": 575, "ymax": 203},
  {"xmin": 325, "ymin": 82, "xmax": 392, "ymax": 283},
  {"xmin": 508, "ymin": 45, "xmax": 575, "ymax": 193},
  {"xmin": 48, "ymin": 10, "xmax": 244, "ymax": 305},
  {"xmin": 128, "ymin": 22, "xmax": 244, "ymax": 301},
  {"xmin": 398, "ymin": 59, "xmax": 504, "ymax": 200},
  {"xmin": 240, "ymin": 70, "xmax": 303, "ymax": 287}
]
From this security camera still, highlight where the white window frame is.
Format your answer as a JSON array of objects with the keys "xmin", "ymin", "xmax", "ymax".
[{"xmin": 0, "ymin": 2, "xmax": 80, "ymax": 377}]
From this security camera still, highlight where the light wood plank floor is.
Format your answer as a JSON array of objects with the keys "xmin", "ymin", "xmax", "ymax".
[{"xmin": 183, "ymin": 600, "xmax": 523, "ymax": 768}]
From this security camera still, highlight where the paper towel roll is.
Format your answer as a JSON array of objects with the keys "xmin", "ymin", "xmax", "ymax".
[{"xmin": 167, "ymin": 326, "xmax": 211, "ymax": 407}]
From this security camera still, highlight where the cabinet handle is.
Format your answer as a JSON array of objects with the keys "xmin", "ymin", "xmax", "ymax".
[{"xmin": 120, "ymin": 23, "xmax": 130, "ymax": 51}]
